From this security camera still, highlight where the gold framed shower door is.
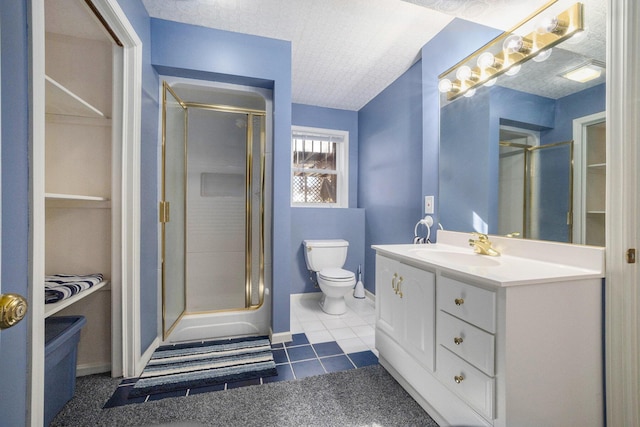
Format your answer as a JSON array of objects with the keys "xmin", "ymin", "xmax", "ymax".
[{"xmin": 161, "ymin": 81, "xmax": 267, "ymax": 340}]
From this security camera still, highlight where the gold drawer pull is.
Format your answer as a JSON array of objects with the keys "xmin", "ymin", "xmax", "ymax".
[
  {"xmin": 454, "ymin": 374, "xmax": 465, "ymax": 384},
  {"xmin": 391, "ymin": 273, "xmax": 398, "ymax": 292},
  {"xmin": 454, "ymin": 298, "xmax": 465, "ymax": 306},
  {"xmin": 453, "ymin": 337, "xmax": 464, "ymax": 345},
  {"xmin": 396, "ymin": 276, "xmax": 403, "ymax": 298}
]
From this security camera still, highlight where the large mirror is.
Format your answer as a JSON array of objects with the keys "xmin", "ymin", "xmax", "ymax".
[{"xmin": 439, "ymin": 0, "xmax": 606, "ymax": 246}]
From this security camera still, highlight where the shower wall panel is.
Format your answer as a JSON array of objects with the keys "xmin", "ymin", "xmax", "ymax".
[{"xmin": 186, "ymin": 109, "xmax": 247, "ymax": 312}]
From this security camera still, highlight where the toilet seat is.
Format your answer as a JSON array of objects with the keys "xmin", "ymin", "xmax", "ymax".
[{"xmin": 319, "ymin": 268, "xmax": 355, "ymax": 282}]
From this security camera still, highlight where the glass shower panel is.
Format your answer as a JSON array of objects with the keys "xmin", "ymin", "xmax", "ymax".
[
  {"xmin": 498, "ymin": 144, "xmax": 527, "ymax": 237},
  {"xmin": 162, "ymin": 84, "xmax": 187, "ymax": 338},
  {"xmin": 529, "ymin": 141, "xmax": 573, "ymax": 242},
  {"xmin": 186, "ymin": 109, "xmax": 247, "ymax": 313}
]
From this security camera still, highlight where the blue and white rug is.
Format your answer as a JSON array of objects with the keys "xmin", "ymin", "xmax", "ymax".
[{"xmin": 130, "ymin": 336, "xmax": 277, "ymax": 397}]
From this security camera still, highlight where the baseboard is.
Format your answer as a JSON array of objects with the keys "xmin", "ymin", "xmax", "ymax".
[
  {"xmin": 364, "ymin": 288, "xmax": 375, "ymax": 303},
  {"xmin": 270, "ymin": 329, "xmax": 292, "ymax": 345},
  {"xmin": 76, "ymin": 362, "xmax": 111, "ymax": 377}
]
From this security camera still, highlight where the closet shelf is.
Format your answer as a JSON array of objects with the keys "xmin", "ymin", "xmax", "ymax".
[
  {"xmin": 587, "ymin": 163, "xmax": 606, "ymax": 169},
  {"xmin": 45, "ymin": 75, "xmax": 108, "ymax": 119},
  {"xmin": 44, "ymin": 280, "xmax": 110, "ymax": 317},
  {"xmin": 45, "ymin": 193, "xmax": 111, "ymax": 209}
]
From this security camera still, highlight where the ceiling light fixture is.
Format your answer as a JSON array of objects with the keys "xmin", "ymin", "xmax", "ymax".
[
  {"xmin": 438, "ymin": 2, "xmax": 584, "ymax": 101},
  {"xmin": 561, "ymin": 60, "xmax": 605, "ymax": 83}
]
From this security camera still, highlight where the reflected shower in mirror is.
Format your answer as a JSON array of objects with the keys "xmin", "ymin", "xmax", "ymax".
[{"xmin": 438, "ymin": 0, "xmax": 606, "ymax": 245}]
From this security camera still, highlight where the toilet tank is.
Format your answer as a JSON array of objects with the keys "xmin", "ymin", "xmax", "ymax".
[{"xmin": 303, "ymin": 239, "xmax": 349, "ymax": 272}]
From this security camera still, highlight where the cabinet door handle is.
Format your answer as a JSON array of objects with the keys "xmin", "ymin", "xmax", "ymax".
[
  {"xmin": 453, "ymin": 337, "xmax": 464, "ymax": 345},
  {"xmin": 396, "ymin": 276, "xmax": 403, "ymax": 298},
  {"xmin": 454, "ymin": 298, "xmax": 465, "ymax": 306},
  {"xmin": 454, "ymin": 374, "xmax": 465, "ymax": 384},
  {"xmin": 391, "ymin": 273, "xmax": 398, "ymax": 292}
]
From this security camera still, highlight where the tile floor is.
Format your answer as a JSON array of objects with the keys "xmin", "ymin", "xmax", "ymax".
[
  {"xmin": 289, "ymin": 293, "xmax": 377, "ymax": 356},
  {"xmin": 104, "ymin": 293, "xmax": 378, "ymax": 408}
]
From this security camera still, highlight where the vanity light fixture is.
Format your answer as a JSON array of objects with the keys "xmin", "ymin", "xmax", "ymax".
[
  {"xmin": 438, "ymin": 2, "xmax": 584, "ymax": 101},
  {"xmin": 561, "ymin": 60, "xmax": 605, "ymax": 83}
]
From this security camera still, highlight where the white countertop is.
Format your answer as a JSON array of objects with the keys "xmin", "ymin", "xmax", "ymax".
[{"xmin": 373, "ymin": 231, "xmax": 605, "ymax": 287}]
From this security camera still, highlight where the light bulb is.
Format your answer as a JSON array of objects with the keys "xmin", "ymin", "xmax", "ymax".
[
  {"xmin": 463, "ymin": 88, "xmax": 476, "ymax": 98},
  {"xmin": 477, "ymin": 52, "xmax": 496, "ymax": 69},
  {"xmin": 536, "ymin": 16, "xmax": 559, "ymax": 34},
  {"xmin": 505, "ymin": 64, "xmax": 521, "ymax": 76},
  {"xmin": 533, "ymin": 48, "xmax": 552, "ymax": 62},
  {"xmin": 503, "ymin": 35, "xmax": 531, "ymax": 55},
  {"xmin": 456, "ymin": 66, "xmax": 473, "ymax": 81},
  {"xmin": 483, "ymin": 78, "xmax": 497, "ymax": 87},
  {"xmin": 438, "ymin": 79, "xmax": 453, "ymax": 93}
]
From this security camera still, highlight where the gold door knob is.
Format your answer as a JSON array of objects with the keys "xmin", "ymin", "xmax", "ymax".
[
  {"xmin": 454, "ymin": 374, "xmax": 465, "ymax": 384},
  {"xmin": 454, "ymin": 298, "xmax": 464, "ymax": 306},
  {"xmin": 0, "ymin": 293, "xmax": 28, "ymax": 330},
  {"xmin": 453, "ymin": 337, "xmax": 464, "ymax": 345}
]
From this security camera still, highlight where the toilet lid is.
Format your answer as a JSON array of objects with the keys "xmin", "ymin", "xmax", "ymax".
[{"xmin": 319, "ymin": 268, "xmax": 355, "ymax": 282}]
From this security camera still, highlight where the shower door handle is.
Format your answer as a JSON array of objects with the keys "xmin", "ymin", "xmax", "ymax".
[{"xmin": 159, "ymin": 201, "xmax": 171, "ymax": 223}]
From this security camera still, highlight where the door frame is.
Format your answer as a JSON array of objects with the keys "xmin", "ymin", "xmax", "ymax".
[
  {"xmin": 29, "ymin": 0, "xmax": 141, "ymax": 425},
  {"xmin": 572, "ymin": 111, "xmax": 606, "ymax": 245}
]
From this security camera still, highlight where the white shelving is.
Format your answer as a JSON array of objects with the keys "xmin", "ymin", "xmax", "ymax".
[
  {"xmin": 45, "ymin": 281, "xmax": 110, "ymax": 317},
  {"xmin": 45, "ymin": 75, "xmax": 107, "ymax": 119},
  {"xmin": 44, "ymin": 17, "xmax": 115, "ymax": 376}
]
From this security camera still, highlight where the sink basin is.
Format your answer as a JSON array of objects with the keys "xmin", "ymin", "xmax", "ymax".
[{"xmin": 409, "ymin": 249, "xmax": 501, "ymax": 267}]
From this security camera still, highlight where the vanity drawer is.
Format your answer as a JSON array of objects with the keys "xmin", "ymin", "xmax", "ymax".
[
  {"xmin": 437, "ymin": 310, "xmax": 495, "ymax": 376},
  {"xmin": 438, "ymin": 276, "xmax": 496, "ymax": 333},
  {"xmin": 437, "ymin": 345, "xmax": 495, "ymax": 420}
]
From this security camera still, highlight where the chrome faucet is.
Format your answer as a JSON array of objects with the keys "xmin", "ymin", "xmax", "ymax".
[{"xmin": 469, "ymin": 232, "xmax": 500, "ymax": 256}]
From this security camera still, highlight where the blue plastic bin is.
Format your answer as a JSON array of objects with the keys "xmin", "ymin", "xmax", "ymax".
[{"xmin": 44, "ymin": 315, "xmax": 86, "ymax": 426}]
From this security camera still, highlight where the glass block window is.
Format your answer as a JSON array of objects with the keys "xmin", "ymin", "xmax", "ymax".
[{"xmin": 291, "ymin": 126, "xmax": 348, "ymax": 207}]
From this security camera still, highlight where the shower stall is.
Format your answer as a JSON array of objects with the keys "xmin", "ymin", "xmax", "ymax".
[
  {"xmin": 160, "ymin": 78, "xmax": 272, "ymax": 343},
  {"xmin": 498, "ymin": 126, "xmax": 574, "ymax": 242}
]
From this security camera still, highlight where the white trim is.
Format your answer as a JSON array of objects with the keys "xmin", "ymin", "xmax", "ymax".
[
  {"xmin": 270, "ymin": 330, "xmax": 293, "ymax": 345},
  {"xmin": 28, "ymin": 2, "xmax": 46, "ymax": 426},
  {"xmin": 88, "ymin": 0, "xmax": 143, "ymax": 378},
  {"xmin": 291, "ymin": 125, "xmax": 349, "ymax": 208},
  {"xmin": 572, "ymin": 111, "xmax": 606, "ymax": 245},
  {"xmin": 607, "ymin": 0, "xmax": 640, "ymax": 425},
  {"xmin": 137, "ymin": 336, "xmax": 160, "ymax": 375},
  {"xmin": 76, "ymin": 362, "xmax": 112, "ymax": 377}
]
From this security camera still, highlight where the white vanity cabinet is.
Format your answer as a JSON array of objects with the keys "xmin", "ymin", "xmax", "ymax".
[
  {"xmin": 373, "ymin": 233, "xmax": 605, "ymax": 427},
  {"xmin": 375, "ymin": 255, "xmax": 435, "ymax": 371}
]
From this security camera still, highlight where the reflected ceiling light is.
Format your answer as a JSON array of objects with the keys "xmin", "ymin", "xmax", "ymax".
[
  {"xmin": 483, "ymin": 77, "xmax": 497, "ymax": 87},
  {"xmin": 505, "ymin": 64, "xmax": 522, "ymax": 76},
  {"xmin": 437, "ymin": 2, "xmax": 583, "ymax": 101},
  {"xmin": 532, "ymin": 48, "xmax": 553, "ymax": 62},
  {"xmin": 463, "ymin": 88, "xmax": 476, "ymax": 98},
  {"xmin": 561, "ymin": 60, "xmax": 605, "ymax": 83}
]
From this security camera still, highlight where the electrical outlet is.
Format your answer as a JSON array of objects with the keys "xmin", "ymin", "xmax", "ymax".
[{"xmin": 425, "ymin": 196, "xmax": 434, "ymax": 214}]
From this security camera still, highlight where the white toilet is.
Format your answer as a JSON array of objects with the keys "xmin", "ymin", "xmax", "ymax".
[{"xmin": 303, "ymin": 239, "xmax": 356, "ymax": 315}]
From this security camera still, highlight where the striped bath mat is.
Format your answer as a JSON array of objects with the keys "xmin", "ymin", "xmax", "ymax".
[{"xmin": 129, "ymin": 335, "xmax": 277, "ymax": 397}]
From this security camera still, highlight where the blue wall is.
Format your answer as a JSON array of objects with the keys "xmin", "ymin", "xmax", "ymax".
[
  {"xmin": 116, "ymin": 0, "xmax": 160, "ymax": 356},
  {"xmin": 358, "ymin": 61, "xmax": 423, "ymax": 292},
  {"xmin": 150, "ymin": 19, "xmax": 293, "ymax": 334},
  {"xmin": 0, "ymin": 1, "xmax": 30, "ymax": 424},
  {"xmin": 421, "ymin": 19, "xmax": 503, "ymax": 238},
  {"xmin": 290, "ymin": 104, "xmax": 365, "ymax": 293}
]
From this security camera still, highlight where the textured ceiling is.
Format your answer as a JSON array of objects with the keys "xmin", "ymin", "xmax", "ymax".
[{"xmin": 50, "ymin": 0, "xmax": 606, "ymax": 110}]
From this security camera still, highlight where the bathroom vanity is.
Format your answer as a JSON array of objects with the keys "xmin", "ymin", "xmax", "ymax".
[{"xmin": 373, "ymin": 231, "xmax": 605, "ymax": 427}]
